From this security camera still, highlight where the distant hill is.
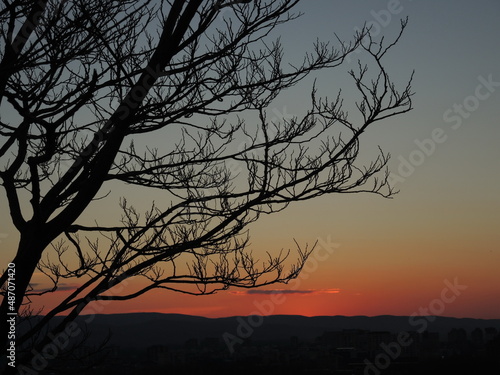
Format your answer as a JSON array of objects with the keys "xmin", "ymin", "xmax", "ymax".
[{"xmin": 48, "ymin": 313, "xmax": 500, "ymax": 349}]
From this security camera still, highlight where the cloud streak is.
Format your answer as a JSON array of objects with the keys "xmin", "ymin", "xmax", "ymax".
[
  {"xmin": 30, "ymin": 283, "xmax": 79, "ymax": 293},
  {"xmin": 230, "ymin": 288, "xmax": 340, "ymax": 296}
]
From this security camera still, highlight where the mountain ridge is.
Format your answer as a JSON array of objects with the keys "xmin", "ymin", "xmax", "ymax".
[{"xmin": 43, "ymin": 313, "xmax": 500, "ymax": 349}]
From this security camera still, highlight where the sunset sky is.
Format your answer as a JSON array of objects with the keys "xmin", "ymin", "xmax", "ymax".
[{"xmin": 1, "ymin": 0, "xmax": 499, "ymax": 320}]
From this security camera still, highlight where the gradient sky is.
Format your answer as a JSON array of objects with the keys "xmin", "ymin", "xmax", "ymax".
[{"xmin": 1, "ymin": 0, "xmax": 500, "ymax": 319}]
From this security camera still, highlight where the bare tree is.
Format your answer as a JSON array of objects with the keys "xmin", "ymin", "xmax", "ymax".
[{"xmin": 0, "ymin": 0, "xmax": 413, "ymax": 372}]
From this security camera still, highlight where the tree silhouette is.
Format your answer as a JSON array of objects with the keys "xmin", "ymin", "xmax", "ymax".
[{"xmin": 0, "ymin": 0, "xmax": 413, "ymax": 372}]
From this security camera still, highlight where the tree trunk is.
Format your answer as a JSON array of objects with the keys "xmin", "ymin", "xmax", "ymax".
[{"xmin": 1, "ymin": 227, "xmax": 52, "ymax": 374}]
